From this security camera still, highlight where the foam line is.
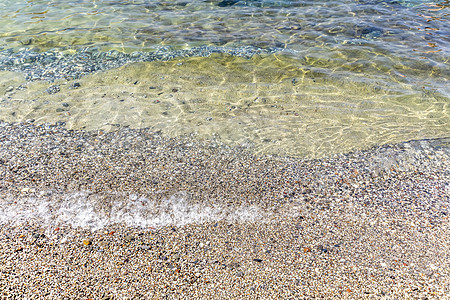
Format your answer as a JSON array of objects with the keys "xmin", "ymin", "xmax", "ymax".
[{"xmin": 0, "ymin": 191, "xmax": 267, "ymax": 230}]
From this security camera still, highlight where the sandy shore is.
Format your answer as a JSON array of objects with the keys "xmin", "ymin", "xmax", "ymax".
[{"xmin": 0, "ymin": 122, "xmax": 449, "ymax": 299}]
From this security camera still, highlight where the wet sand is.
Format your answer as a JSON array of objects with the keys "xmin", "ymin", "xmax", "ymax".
[{"xmin": 0, "ymin": 121, "xmax": 449, "ymax": 299}]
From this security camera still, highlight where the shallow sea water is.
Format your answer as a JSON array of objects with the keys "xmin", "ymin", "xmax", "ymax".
[{"xmin": 0, "ymin": 0, "xmax": 449, "ymax": 157}]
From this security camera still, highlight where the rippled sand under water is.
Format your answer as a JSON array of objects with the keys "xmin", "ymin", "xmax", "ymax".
[{"xmin": 1, "ymin": 54, "xmax": 448, "ymax": 158}]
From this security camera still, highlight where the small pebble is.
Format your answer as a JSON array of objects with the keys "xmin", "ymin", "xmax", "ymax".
[
  {"xmin": 46, "ymin": 85, "xmax": 60, "ymax": 94},
  {"xmin": 124, "ymin": 235, "xmax": 135, "ymax": 242},
  {"xmin": 70, "ymin": 82, "xmax": 81, "ymax": 89},
  {"xmin": 82, "ymin": 239, "xmax": 92, "ymax": 246}
]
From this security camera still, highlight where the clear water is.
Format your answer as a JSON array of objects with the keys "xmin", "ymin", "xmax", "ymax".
[{"xmin": 0, "ymin": 0, "xmax": 449, "ymax": 158}]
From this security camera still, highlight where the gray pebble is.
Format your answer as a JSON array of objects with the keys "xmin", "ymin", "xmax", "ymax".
[{"xmin": 46, "ymin": 85, "xmax": 60, "ymax": 94}]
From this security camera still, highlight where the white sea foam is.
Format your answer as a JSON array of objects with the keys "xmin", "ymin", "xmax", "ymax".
[{"xmin": 0, "ymin": 191, "xmax": 267, "ymax": 230}]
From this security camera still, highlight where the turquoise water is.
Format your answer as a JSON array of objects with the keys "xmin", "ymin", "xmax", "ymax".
[{"xmin": 0, "ymin": 0, "xmax": 448, "ymax": 157}]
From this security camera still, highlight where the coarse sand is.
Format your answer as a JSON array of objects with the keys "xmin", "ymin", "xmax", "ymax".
[{"xmin": 0, "ymin": 122, "xmax": 449, "ymax": 299}]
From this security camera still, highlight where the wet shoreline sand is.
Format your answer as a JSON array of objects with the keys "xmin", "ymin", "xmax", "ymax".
[{"xmin": 0, "ymin": 121, "xmax": 449, "ymax": 299}]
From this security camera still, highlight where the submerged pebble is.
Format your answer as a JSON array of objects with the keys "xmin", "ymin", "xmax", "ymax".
[
  {"xmin": 46, "ymin": 85, "xmax": 60, "ymax": 94},
  {"xmin": 0, "ymin": 46, "xmax": 280, "ymax": 82}
]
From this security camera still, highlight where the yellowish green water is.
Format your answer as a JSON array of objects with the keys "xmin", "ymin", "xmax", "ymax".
[{"xmin": 1, "ymin": 53, "xmax": 448, "ymax": 157}]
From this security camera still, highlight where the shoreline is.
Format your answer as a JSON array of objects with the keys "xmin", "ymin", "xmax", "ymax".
[{"xmin": 0, "ymin": 121, "xmax": 449, "ymax": 298}]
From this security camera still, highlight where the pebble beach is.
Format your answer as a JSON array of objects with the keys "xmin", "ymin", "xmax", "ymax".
[
  {"xmin": 0, "ymin": 0, "xmax": 449, "ymax": 298},
  {"xmin": 0, "ymin": 121, "xmax": 448, "ymax": 299}
]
